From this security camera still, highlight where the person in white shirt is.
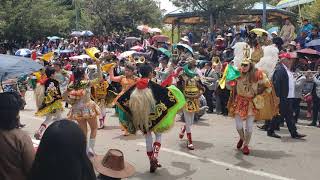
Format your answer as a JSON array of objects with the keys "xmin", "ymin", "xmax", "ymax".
[{"xmin": 269, "ymin": 53, "xmax": 306, "ymax": 139}]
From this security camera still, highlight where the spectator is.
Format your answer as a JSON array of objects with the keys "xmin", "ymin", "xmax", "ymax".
[
  {"xmin": 271, "ymin": 31, "xmax": 284, "ymax": 51},
  {"xmin": 93, "ymin": 149, "xmax": 135, "ymax": 180},
  {"xmin": 225, "ymin": 33, "xmax": 233, "ymax": 48},
  {"xmin": 300, "ymin": 19, "xmax": 314, "ymax": 36},
  {"xmin": 310, "ymin": 65, "xmax": 320, "ymax": 127},
  {"xmin": 0, "ymin": 92, "xmax": 35, "ymax": 180},
  {"xmin": 27, "ymin": 120, "xmax": 96, "ymax": 180},
  {"xmin": 279, "ymin": 19, "xmax": 296, "ymax": 46},
  {"xmin": 292, "ymin": 70, "xmax": 307, "ymax": 123},
  {"xmin": 287, "ymin": 41, "xmax": 297, "ymax": 52},
  {"xmin": 202, "ymin": 62, "xmax": 217, "ymax": 113},
  {"xmin": 230, "ymin": 32, "xmax": 244, "ymax": 48},
  {"xmin": 215, "ymin": 35, "xmax": 225, "ymax": 52},
  {"xmin": 306, "ymin": 27, "xmax": 320, "ymax": 52},
  {"xmin": 296, "ymin": 31, "xmax": 308, "ymax": 49}
]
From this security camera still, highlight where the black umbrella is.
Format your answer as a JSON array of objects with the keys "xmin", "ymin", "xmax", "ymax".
[{"xmin": 0, "ymin": 54, "xmax": 43, "ymax": 81}]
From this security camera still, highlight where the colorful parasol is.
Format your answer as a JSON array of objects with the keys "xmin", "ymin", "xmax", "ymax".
[
  {"xmin": 137, "ymin": 25, "xmax": 151, "ymax": 33},
  {"xmin": 152, "ymin": 35, "xmax": 169, "ymax": 43},
  {"xmin": 250, "ymin": 28, "xmax": 269, "ymax": 36}
]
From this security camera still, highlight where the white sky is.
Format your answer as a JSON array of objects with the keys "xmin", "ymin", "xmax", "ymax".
[{"xmin": 159, "ymin": 0, "xmax": 178, "ymax": 14}]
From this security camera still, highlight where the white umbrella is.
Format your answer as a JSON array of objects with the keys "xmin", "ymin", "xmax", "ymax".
[
  {"xmin": 137, "ymin": 25, "xmax": 151, "ymax": 33},
  {"xmin": 305, "ymin": 39, "xmax": 320, "ymax": 47},
  {"xmin": 69, "ymin": 54, "xmax": 91, "ymax": 61},
  {"xmin": 15, "ymin": 49, "xmax": 32, "ymax": 57},
  {"xmin": 70, "ymin": 31, "xmax": 82, "ymax": 37},
  {"xmin": 119, "ymin": 51, "xmax": 136, "ymax": 59},
  {"xmin": 149, "ymin": 28, "xmax": 162, "ymax": 33},
  {"xmin": 47, "ymin": 36, "xmax": 60, "ymax": 41},
  {"xmin": 81, "ymin": 30, "xmax": 94, "ymax": 37}
]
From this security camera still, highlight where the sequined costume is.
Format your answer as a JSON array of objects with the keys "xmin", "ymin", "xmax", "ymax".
[
  {"xmin": 35, "ymin": 78, "xmax": 63, "ymax": 117},
  {"xmin": 229, "ymin": 70, "xmax": 272, "ymax": 120},
  {"xmin": 65, "ymin": 80, "xmax": 101, "ymax": 121}
]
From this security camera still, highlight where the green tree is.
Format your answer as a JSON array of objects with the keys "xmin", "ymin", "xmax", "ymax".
[
  {"xmin": 85, "ymin": 0, "xmax": 162, "ymax": 34},
  {"xmin": 0, "ymin": 0, "xmax": 73, "ymax": 42},
  {"xmin": 170, "ymin": 0, "xmax": 256, "ymax": 26},
  {"xmin": 301, "ymin": 1, "xmax": 320, "ymax": 25}
]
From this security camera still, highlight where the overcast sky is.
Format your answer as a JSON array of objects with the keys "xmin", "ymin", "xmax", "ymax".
[{"xmin": 160, "ymin": 0, "xmax": 178, "ymax": 13}]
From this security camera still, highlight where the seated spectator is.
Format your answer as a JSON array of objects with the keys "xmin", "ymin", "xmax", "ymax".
[
  {"xmin": 27, "ymin": 120, "xmax": 96, "ymax": 180},
  {"xmin": 0, "ymin": 92, "xmax": 35, "ymax": 180},
  {"xmin": 300, "ymin": 19, "xmax": 314, "ymax": 36},
  {"xmin": 93, "ymin": 149, "xmax": 135, "ymax": 180},
  {"xmin": 296, "ymin": 31, "xmax": 308, "ymax": 49}
]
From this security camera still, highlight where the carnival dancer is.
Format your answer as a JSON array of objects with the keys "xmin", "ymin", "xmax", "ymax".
[
  {"xmin": 177, "ymin": 58, "xmax": 204, "ymax": 150},
  {"xmin": 116, "ymin": 64, "xmax": 185, "ymax": 173},
  {"xmin": 228, "ymin": 56, "xmax": 272, "ymax": 155},
  {"xmin": 108, "ymin": 63, "xmax": 137, "ymax": 136},
  {"xmin": 91, "ymin": 74, "xmax": 109, "ymax": 129},
  {"xmin": 53, "ymin": 62, "xmax": 70, "ymax": 107},
  {"xmin": 34, "ymin": 67, "xmax": 64, "ymax": 140},
  {"xmin": 63, "ymin": 59, "xmax": 102, "ymax": 155}
]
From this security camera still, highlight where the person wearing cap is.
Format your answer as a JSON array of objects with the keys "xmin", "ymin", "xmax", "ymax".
[
  {"xmin": 225, "ymin": 33, "xmax": 233, "ymax": 48},
  {"xmin": 180, "ymin": 36, "xmax": 190, "ymax": 45},
  {"xmin": 287, "ymin": 41, "xmax": 297, "ymax": 52},
  {"xmin": 94, "ymin": 149, "xmax": 135, "ymax": 180},
  {"xmin": 228, "ymin": 56, "xmax": 272, "ymax": 155},
  {"xmin": 0, "ymin": 92, "xmax": 35, "ymax": 180},
  {"xmin": 215, "ymin": 35, "xmax": 225, "ymax": 51},
  {"xmin": 271, "ymin": 31, "xmax": 284, "ymax": 51},
  {"xmin": 269, "ymin": 53, "xmax": 307, "ymax": 139}
]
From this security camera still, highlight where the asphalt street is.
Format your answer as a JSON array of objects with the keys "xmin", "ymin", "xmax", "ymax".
[{"xmin": 21, "ymin": 91, "xmax": 320, "ymax": 180}]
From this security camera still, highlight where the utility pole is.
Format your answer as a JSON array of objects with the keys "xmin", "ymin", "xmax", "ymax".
[{"xmin": 262, "ymin": 0, "xmax": 267, "ymax": 29}]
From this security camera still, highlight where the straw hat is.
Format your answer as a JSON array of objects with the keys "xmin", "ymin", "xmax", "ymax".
[
  {"xmin": 93, "ymin": 149, "xmax": 135, "ymax": 179},
  {"xmin": 289, "ymin": 41, "xmax": 296, "ymax": 47},
  {"xmin": 181, "ymin": 36, "xmax": 189, "ymax": 42}
]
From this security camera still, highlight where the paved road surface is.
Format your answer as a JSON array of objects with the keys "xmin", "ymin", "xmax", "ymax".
[{"xmin": 21, "ymin": 92, "xmax": 320, "ymax": 180}]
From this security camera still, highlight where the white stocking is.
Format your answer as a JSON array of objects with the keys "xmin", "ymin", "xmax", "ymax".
[
  {"xmin": 184, "ymin": 110, "xmax": 195, "ymax": 133},
  {"xmin": 145, "ymin": 132, "xmax": 153, "ymax": 152}
]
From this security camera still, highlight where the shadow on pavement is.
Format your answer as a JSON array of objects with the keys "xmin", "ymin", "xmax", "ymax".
[
  {"xmin": 234, "ymin": 151, "xmax": 255, "ymax": 168},
  {"xmin": 133, "ymin": 161, "xmax": 196, "ymax": 180},
  {"xmin": 250, "ymin": 149, "xmax": 294, "ymax": 159},
  {"xmin": 112, "ymin": 134, "xmax": 144, "ymax": 141},
  {"xmin": 179, "ymin": 140, "xmax": 214, "ymax": 151}
]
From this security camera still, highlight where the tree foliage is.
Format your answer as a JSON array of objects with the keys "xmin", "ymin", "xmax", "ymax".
[
  {"xmin": 169, "ymin": 0, "xmax": 256, "ymax": 24},
  {"xmin": 301, "ymin": 1, "xmax": 320, "ymax": 25},
  {"xmin": 86, "ymin": 0, "xmax": 162, "ymax": 35},
  {"xmin": 0, "ymin": 0, "xmax": 162, "ymax": 43},
  {"xmin": 0, "ymin": 0, "xmax": 74, "ymax": 42}
]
